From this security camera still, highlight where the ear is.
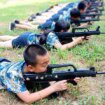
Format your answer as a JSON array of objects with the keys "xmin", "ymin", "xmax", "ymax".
[{"xmin": 27, "ymin": 65, "xmax": 35, "ymax": 72}]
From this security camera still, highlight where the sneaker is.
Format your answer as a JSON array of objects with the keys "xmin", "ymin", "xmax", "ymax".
[
  {"xmin": 28, "ymin": 14, "xmax": 36, "ymax": 21},
  {"xmin": 28, "ymin": 17, "xmax": 33, "ymax": 21},
  {"xmin": 9, "ymin": 22, "xmax": 15, "ymax": 31},
  {"xmin": 36, "ymin": 13, "xmax": 41, "ymax": 16},
  {"xmin": 14, "ymin": 20, "xmax": 20, "ymax": 24}
]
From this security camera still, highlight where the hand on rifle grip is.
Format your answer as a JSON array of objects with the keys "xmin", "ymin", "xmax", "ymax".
[
  {"xmin": 68, "ymin": 80, "xmax": 77, "ymax": 85},
  {"xmin": 81, "ymin": 36, "xmax": 90, "ymax": 40},
  {"xmin": 68, "ymin": 77, "xmax": 81, "ymax": 85},
  {"xmin": 88, "ymin": 22, "xmax": 92, "ymax": 25},
  {"xmin": 51, "ymin": 80, "xmax": 68, "ymax": 92}
]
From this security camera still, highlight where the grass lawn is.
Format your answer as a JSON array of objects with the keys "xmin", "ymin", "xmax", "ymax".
[{"xmin": 0, "ymin": 0, "xmax": 105, "ymax": 105}]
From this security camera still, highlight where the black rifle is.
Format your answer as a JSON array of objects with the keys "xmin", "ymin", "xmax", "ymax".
[
  {"xmin": 88, "ymin": 0, "xmax": 104, "ymax": 7},
  {"xmin": 56, "ymin": 26, "xmax": 105, "ymax": 38},
  {"xmin": 91, "ymin": 3, "xmax": 104, "ymax": 7},
  {"xmin": 70, "ymin": 17, "xmax": 105, "ymax": 25},
  {"xmin": 23, "ymin": 64, "xmax": 105, "ymax": 85},
  {"xmin": 81, "ymin": 13, "xmax": 105, "ymax": 17},
  {"xmin": 86, "ymin": 8, "xmax": 104, "ymax": 13}
]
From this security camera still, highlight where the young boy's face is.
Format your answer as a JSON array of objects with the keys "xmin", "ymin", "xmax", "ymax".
[
  {"xmin": 71, "ymin": 16, "xmax": 80, "ymax": 21},
  {"xmin": 32, "ymin": 53, "xmax": 50, "ymax": 73},
  {"xmin": 80, "ymin": 8, "xmax": 87, "ymax": 14}
]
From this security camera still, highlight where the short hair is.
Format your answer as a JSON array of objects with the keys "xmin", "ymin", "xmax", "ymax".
[
  {"xmin": 54, "ymin": 20, "xmax": 70, "ymax": 32},
  {"xmin": 78, "ymin": 1, "xmax": 86, "ymax": 10},
  {"xmin": 84, "ymin": 0, "xmax": 91, "ymax": 5},
  {"xmin": 70, "ymin": 8, "xmax": 81, "ymax": 18},
  {"xmin": 23, "ymin": 44, "xmax": 47, "ymax": 66}
]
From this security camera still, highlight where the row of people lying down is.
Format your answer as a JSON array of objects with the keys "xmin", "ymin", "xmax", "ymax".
[
  {"xmin": 28, "ymin": 2, "xmax": 75, "ymax": 22},
  {"xmin": 38, "ymin": 2, "xmax": 92, "ymax": 31},
  {"xmin": 27, "ymin": 0, "xmax": 102, "ymax": 22},
  {"xmin": 9, "ymin": 1, "xmax": 92, "ymax": 31},
  {"xmin": 9, "ymin": 2, "xmax": 71, "ymax": 30},
  {"xmin": 38, "ymin": 1, "xmax": 90, "ymax": 30},
  {"xmin": 0, "ymin": 20, "xmax": 89, "ymax": 50},
  {"xmin": 9, "ymin": 1, "xmax": 77, "ymax": 30},
  {"xmin": 38, "ymin": 0, "xmax": 99, "ymax": 30}
]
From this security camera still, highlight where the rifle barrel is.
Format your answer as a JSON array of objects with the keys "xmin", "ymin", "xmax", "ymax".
[
  {"xmin": 82, "ymin": 13, "xmax": 104, "ymax": 17},
  {"xmin": 56, "ymin": 31, "xmax": 101, "ymax": 38},
  {"xmin": 74, "ymin": 18, "xmax": 105, "ymax": 23},
  {"xmin": 100, "ymin": 33, "xmax": 105, "ymax": 34},
  {"xmin": 97, "ymin": 72, "xmax": 105, "ymax": 75},
  {"xmin": 86, "ymin": 8, "xmax": 104, "ymax": 12}
]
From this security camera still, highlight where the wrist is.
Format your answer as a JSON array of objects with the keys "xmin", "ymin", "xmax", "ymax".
[{"xmin": 49, "ymin": 85, "xmax": 56, "ymax": 93}]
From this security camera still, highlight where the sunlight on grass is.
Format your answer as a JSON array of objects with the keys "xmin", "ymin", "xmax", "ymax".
[{"xmin": 0, "ymin": 0, "xmax": 74, "ymax": 9}]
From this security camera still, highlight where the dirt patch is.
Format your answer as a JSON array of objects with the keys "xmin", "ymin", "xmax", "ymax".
[
  {"xmin": 0, "ymin": 91, "xmax": 27, "ymax": 105},
  {"xmin": 0, "ymin": 49, "xmax": 23, "ymax": 61},
  {"xmin": 96, "ymin": 60, "xmax": 105, "ymax": 70}
]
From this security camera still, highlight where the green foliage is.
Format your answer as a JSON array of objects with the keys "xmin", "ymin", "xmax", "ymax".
[
  {"xmin": 51, "ymin": 56, "xmax": 57, "ymax": 64},
  {"xmin": 68, "ymin": 37, "xmax": 105, "ymax": 66},
  {"xmin": 57, "ymin": 49, "xmax": 69, "ymax": 60},
  {"xmin": 78, "ymin": 96, "xmax": 101, "ymax": 105}
]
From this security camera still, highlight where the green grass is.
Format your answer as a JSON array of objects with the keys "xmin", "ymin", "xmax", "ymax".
[
  {"xmin": 0, "ymin": 0, "xmax": 105, "ymax": 105},
  {"xmin": 78, "ymin": 96, "xmax": 101, "ymax": 105}
]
